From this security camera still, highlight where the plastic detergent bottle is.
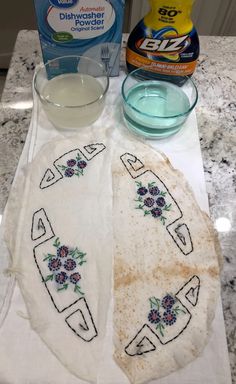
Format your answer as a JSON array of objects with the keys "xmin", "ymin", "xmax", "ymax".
[{"xmin": 126, "ymin": 0, "xmax": 199, "ymax": 80}]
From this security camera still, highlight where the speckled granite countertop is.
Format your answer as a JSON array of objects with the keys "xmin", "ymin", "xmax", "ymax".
[{"xmin": 0, "ymin": 30, "xmax": 235, "ymax": 382}]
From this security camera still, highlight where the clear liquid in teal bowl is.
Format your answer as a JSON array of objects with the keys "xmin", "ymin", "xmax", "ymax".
[{"xmin": 123, "ymin": 80, "xmax": 192, "ymax": 139}]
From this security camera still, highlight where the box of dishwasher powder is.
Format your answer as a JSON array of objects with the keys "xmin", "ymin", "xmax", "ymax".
[{"xmin": 33, "ymin": 0, "xmax": 125, "ymax": 76}]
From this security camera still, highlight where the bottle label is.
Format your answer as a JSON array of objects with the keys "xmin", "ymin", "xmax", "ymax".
[
  {"xmin": 126, "ymin": 47, "xmax": 197, "ymax": 76},
  {"xmin": 138, "ymin": 35, "xmax": 189, "ymax": 54},
  {"xmin": 127, "ymin": 23, "xmax": 199, "ymax": 76}
]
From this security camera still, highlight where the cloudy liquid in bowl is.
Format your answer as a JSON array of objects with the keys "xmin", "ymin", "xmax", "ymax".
[
  {"xmin": 123, "ymin": 80, "xmax": 190, "ymax": 138},
  {"xmin": 41, "ymin": 73, "xmax": 105, "ymax": 128}
]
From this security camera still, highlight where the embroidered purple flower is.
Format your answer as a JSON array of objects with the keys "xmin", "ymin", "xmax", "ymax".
[
  {"xmin": 148, "ymin": 309, "xmax": 161, "ymax": 324},
  {"xmin": 156, "ymin": 197, "xmax": 166, "ymax": 207},
  {"xmin": 77, "ymin": 160, "xmax": 87, "ymax": 169},
  {"xmin": 55, "ymin": 271, "xmax": 68, "ymax": 285},
  {"xmin": 70, "ymin": 272, "xmax": 81, "ymax": 284},
  {"xmin": 43, "ymin": 238, "xmax": 87, "ymax": 296},
  {"xmin": 57, "ymin": 245, "xmax": 69, "ymax": 258},
  {"xmin": 149, "ymin": 186, "xmax": 160, "ymax": 196},
  {"xmin": 48, "ymin": 257, "xmax": 61, "ymax": 272},
  {"xmin": 64, "ymin": 168, "xmax": 74, "ymax": 177},
  {"xmin": 135, "ymin": 182, "xmax": 171, "ymax": 223},
  {"xmin": 64, "ymin": 259, "xmax": 76, "ymax": 271},
  {"xmin": 137, "ymin": 186, "xmax": 148, "ymax": 196},
  {"xmin": 148, "ymin": 294, "xmax": 185, "ymax": 337},
  {"xmin": 162, "ymin": 294, "xmax": 175, "ymax": 309},
  {"xmin": 151, "ymin": 207, "xmax": 162, "ymax": 218},
  {"xmin": 67, "ymin": 159, "xmax": 76, "ymax": 167},
  {"xmin": 144, "ymin": 197, "xmax": 155, "ymax": 207},
  {"xmin": 163, "ymin": 310, "xmax": 177, "ymax": 326}
]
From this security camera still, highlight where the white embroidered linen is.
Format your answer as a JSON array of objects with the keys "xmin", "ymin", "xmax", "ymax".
[
  {"xmin": 112, "ymin": 142, "xmax": 222, "ymax": 383},
  {"xmin": 0, "ymin": 72, "xmax": 232, "ymax": 384},
  {"xmin": 2, "ymin": 131, "xmax": 224, "ymax": 383},
  {"xmin": 4, "ymin": 135, "xmax": 114, "ymax": 383}
]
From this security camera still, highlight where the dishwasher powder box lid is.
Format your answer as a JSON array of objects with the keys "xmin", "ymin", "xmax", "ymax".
[{"xmin": 33, "ymin": 0, "xmax": 125, "ymax": 76}]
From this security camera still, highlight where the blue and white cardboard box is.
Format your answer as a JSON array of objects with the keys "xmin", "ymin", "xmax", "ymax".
[{"xmin": 33, "ymin": 0, "xmax": 125, "ymax": 76}]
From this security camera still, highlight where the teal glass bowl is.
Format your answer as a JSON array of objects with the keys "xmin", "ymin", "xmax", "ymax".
[{"xmin": 121, "ymin": 68, "xmax": 198, "ymax": 139}]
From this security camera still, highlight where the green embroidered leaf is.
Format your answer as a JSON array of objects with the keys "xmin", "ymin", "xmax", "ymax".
[
  {"xmin": 74, "ymin": 169, "xmax": 84, "ymax": 177},
  {"xmin": 78, "ymin": 252, "xmax": 86, "ymax": 259},
  {"xmin": 69, "ymin": 248, "xmax": 75, "ymax": 257},
  {"xmin": 160, "ymin": 216, "xmax": 166, "ymax": 225},
  {"xmin": 163, "ymin": 204, "xmax": 171, "ymax": 211},
  {"xmin": 76, "ymin": 154, "xmax": 81, "ymax": 161},
  {"xmin": 148, "ymin": 182, "xmax": 156, "ymax": 187},
  {"xmin": 70, "ymin": 247, "xmax": 87, "ymax": 260},
  {"xmin": 78, "ymin": 260, "xmax": 87, "ymax": 266},
  {"xmin": 149, "ymin": 297, "xmax": 160, "ymax": 309},
  {"xmin": 74, "ymin": 284, "xmax": 84, "ymax": 295},
  {"xmin": 76, "ymin": 254, "xmax": 86, "ymax": 260},
  {"xmin": 156, "ymin": 322, "xmax": 165, "ymax": 337},
  {"xmin": 43, "ymin": 274, "xmax": 54, "ymax": 282},
  {"xmin": 43, "ymin": 253, "xmax": 54, "ymax": 261},
  {"xmin": 58, "ymin": 165, "xmax": 67, "ymax": 170},
  {"xmin": 134, "ymin": 196, "xmax": 143, "ymax": 202},
  {"xmin": 144, "ymin": 210, "xmax": 151, "ymax": 216},
  {"xmin": 71, "ymin": 248, "xmax": 78, "ymax": 257},
  {"xmin": 135, "ymin": 181, "xmax": 142, "ymax": 187},
  {"xmin": 173, "ymin": 305, "xmax": 186, "ymax": 315},
  {"xmin": 74, "ymin": 171, "xmax": 81, "ymax": 178},
  {"xmin": 57, "ymin": 283, "xmax": 68, "ymax": 292},
  {"xmin": 53, "ymin": 237, "xmax": 60, "ymax": 248},
  {"xmin": 160, "ymin": 191, "xmax": 167, "ymax": 197}
]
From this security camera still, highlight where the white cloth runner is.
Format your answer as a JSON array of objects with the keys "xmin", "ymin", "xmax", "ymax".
[
  {"xmin": 0, "ymin": 95, "xmax": 39, "ymax": 328},
  {"xmin": 0, "ymin": 70, "xmax": 232, "ymax": 384}
]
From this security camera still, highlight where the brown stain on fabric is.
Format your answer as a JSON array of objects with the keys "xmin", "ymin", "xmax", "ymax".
[
  {"xmin": 114, "ymin": 258, "xmax": 219, "ymax": 289},
  {"xmin": 114, "ymin": 270, "xmax": 143, "ymax": 289},
  {"xmin": 114, "ymin": 258, "xmax": 143, "ymax": 289},
  {"xmin": 152, "ymin": 261, "xmax": 219, "ymax": 281}
]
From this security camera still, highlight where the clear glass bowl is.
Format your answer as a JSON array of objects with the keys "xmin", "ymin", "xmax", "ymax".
[
  {"xmin": 34, "ymin": 55, "xmax": 109, "ymax": 129},
  {"xmin": 121, "ymin": 68, "xmax": 198, "ymax": 139}
]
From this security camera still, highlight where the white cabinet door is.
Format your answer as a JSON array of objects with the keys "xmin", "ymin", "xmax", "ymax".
[{"xmin": 128, "ymin": 0, "xmax": 236, "ymax": 35}]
